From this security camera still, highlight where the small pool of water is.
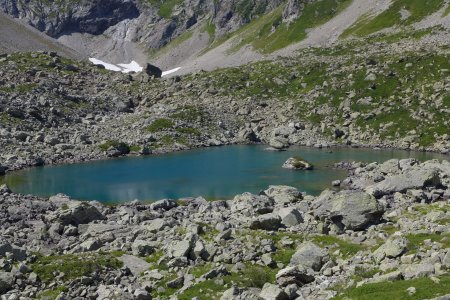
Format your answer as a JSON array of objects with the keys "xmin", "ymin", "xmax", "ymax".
[{"xmin": 1, "ymin": 145, "xmax": 447, "ymax": 204}]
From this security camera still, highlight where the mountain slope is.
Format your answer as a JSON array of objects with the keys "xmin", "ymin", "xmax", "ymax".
[
  {"xmin": 1, "ymin": 0, "xmax": 449, "ymax": 73},
  {"xmin": 0, "ymin": 12, "xmax": 82, "ymax": 58}
]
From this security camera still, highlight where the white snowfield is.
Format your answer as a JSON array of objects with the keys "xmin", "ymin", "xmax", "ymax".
[
  {"xmin": 162, "ymin": 67, "xmax": 181, "ymax": 77},
  {"xmin": 88, "ymin": 58, "xmax": 180, "ymax": 77}
]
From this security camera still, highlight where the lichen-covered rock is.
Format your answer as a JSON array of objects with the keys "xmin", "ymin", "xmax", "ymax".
[{"xmin": 282, "ymin": 157, "xmax": 313, "ymax": 170}]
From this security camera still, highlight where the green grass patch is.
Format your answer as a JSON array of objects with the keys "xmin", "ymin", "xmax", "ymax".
[
  {"xmin": 0, "ymin": 83, "xmax": 37, "ymax": 93},
  {"xmin": 31, "ymin": 253, "xmax": 123, "ymax": 283},
  {"xmin": 405, "ymin": 233, "xmax": 450, "ymax": 253},
  {"xmin": 37, "ymin": 286, "xmax": 68, "ymax": 300},
  {"xmin": 444, "ymin": 3, "xmax": 450, "ymax": 16},
  {"xmin": 252, "ymin": 0, "xmax": 352, "ymax": 53},
  {"xmin": 178, "ymin": 264, "xmax": 278, "ymax": 300},
  {"xmin": 343, "ymin": 0, "xmax": 445, "ymax": 37},
  {"xmin": 129, "ymin": 145, "xmax": 142, "ymax": 152},
  {"xmin": 312, "ymin": 235, "xmax": 366, "ymax": 259},
  {"xmin": 146, "ymin": 118, "xmax": 175, "ymax": 132},
  {"xmin": 176, "ymin": 127, "xmax": 201, "ymax": 136},
  {"xmin": 333, "ymin": 275, "xmax": 450, "ymax": 300},
  {"xmin": 148, "ymin": 0, "xmax": 183, "ymax": 19},
  {"xmin": 98, "ymin": 140, "xmax": 130, "ymax": 152}
]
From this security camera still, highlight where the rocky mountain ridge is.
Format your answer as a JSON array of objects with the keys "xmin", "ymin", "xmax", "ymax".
[{"xmin": 3, "ymin": 0, "xmax": 448, "ymax": 72}]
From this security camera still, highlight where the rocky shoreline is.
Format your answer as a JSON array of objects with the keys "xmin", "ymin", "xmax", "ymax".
[{"xmin": 1, "ymin": 158, "xmax": 450, "ymax": 299}]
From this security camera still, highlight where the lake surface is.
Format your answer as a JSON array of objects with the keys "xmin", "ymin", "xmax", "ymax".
[{"xmin": 1, "ymin": 145, "xmax": 448, "ymax": 203}]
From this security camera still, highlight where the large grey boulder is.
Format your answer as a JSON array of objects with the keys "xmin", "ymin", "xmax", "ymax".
[
  {"xmin": 221, "ymin": 286, "xmax": 260, "ymax": 300},
  {"xmin": 259, "ymin": 283, "xmax": 288, "ymax": 300},
  {"xmin": 290, "ymin": 242, "xmax": 328, "ymax": 271},
  {"xmin": 231, "ymin": 193, "xmax": 274, "ymax": 215},
  {"xmin": 249, "ymin": 213, "xmax": 282, "ymax": 231},
  {"xmin": 55, "ymin": 202, "xmax": 104, "ymax": 226},
  {"xmin": 366, "ymin": 167, "xmax": 441, "ymax": 197},
  {"xmin": 276, "ymin": 266, "xmax": 315, "ymax": 287},
  {"xmin": 313, "ymin": 190, "xmax": 384, "ymax": 231},
  {"xmin": 269, "ymin": 137, "xmax": 289, "ymax": 150},
  {"xmin": 373, "ymin": 237, "xmax": 409, "ymax": 263},
  {"xmin": 402, "ymin": 263, "xmax": 435, "ymax": 279},
  {"xmin": 146, "ymin": 218, "xmax": 170, "ymax": 233},
  {"xmin": 132, "ymin": 240, "xmax": 156, "ymax": 257},
  {"xmin": 263, "ymin": 185, "xmax": 303, "ymax": 204},
  {"xmin": 0, "ymin": 243, "xmax": 27, "ymax": 261},
  {"xmin": 0, "ymin": 272, "xmax": 14, "ymax": 294},
  {"xmin": 150, "ymin": 199, "xmax": 177, "ymax": 211},
  {"xmin": 443, "ymin": 250, "xmax": 450, "ymax": 268},
  {"xmin": 169, "ymin": 234, "xmax": 197, "ymax": 258},
  {"xmin": 278, "ymin": 207, "xmax": 303, "ymax": 227}
]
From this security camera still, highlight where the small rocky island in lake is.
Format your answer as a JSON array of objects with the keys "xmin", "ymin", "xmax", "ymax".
[{"xmin": 282, "ymin": 157, "xmax": 313, "ymax": 170}]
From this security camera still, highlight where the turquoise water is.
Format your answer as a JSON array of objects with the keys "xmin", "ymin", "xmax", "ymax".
[{"xmin": 2, "ymin": 145, "xmax": 448, "ymax": 203}]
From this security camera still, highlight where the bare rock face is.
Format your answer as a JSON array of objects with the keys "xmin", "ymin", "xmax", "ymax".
[{"xmin": 1, "ymin": 0, "xmax": 140, "ymax": 37}]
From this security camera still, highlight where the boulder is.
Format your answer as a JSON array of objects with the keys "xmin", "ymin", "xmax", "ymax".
[
  {"xmin": 221, "ymin": 286, "xmax": 260, "ymax": 300},
  {"xmin": 0, "ymin": 272, "xmax": 14, "ymax": 294},
  {"xmin": 282, "ymin": 157, "xmax": 313, "ymax": 170},
  {"xmin": 150, "ymin": 199, "xmax": 177, "ymax": 211},
  {"xmin": 0, "ymin": 243, "xmax": 27, "ymax": 261},
  {"xmin": 276, "ymin": 266, "xmax": 315, "ymax": 287},
  {"xmin": 269, "ymin": 137, "xmax": 289, "ymax": 150},
  {"xmin": 313, "ymin": 190, "xmax": 384, "ymax": 231},
  {"xmin": 231, "ymin": 193, "xmax": 274, "ymax": 215},
  {"xmin": 132, "ymin": 240, "xmax": 156, "ymax": 257},
  {"xmin": 366, "ymin": 167, "xmax": 442, "ymax": 198},
  {"xmin": 403, "ymin": 263, "xmax": 435, "ymax": 279},
  {"xmin": 56, "ymin": 202, "xmax": 104, "ymax": 226},
  {"xmin": 134, "ymin": 289, "xmax": 151, "ymax": 300},
  {"xmin": 145, "ymin": 63, "xmax": 162, "ymax": 78},
  {"xmin": 278, "ymin": 207, "xmax": 303, "ymax": 227},
  {"xmin": 80, "ymin": 239, "xmax": 103, "ymax": 251},
  {"xmin": 238, "ymin": 128, "xmax": 259, "ymax": 142},
  {"xmin": 147, "ymin": 218, "xmax": 169, "ymax": 233},
  {"xmin": 0, "ymin": 184, "xmax": 11, "ymax": 193},
  {"xmin": 250, "ymin": 213, "xmax": 282, "ymax": 231},
  {"xmin": 263, "ymin": 185, "xmax": 303, "ymax": 204},
  {"xmin": 289, "ymin": 242, "xmax": 328, "ymax": 271},
  {"xmin": 373, "ymin": 237, "xmax": 409, "ymax": 263},
  {"xmin": 169, "ymin": 234, "xmax": 197, "ymax": 258},
  {"xmin": 259, "ymin": 283, "xmax": 289, "ymax": 300}
]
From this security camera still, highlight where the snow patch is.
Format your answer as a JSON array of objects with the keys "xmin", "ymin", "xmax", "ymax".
[
  {"xmin": 89, "ymin": 57, "xmax": 181, "ymax": 76},
  {"xmin": 162, "ymin": 67, "xmax": 181, "ymax": 77},
  {"xmin": 89, "ymin": 58, "xmax": 122, "ymax": 72},
  {"xmin": 117, "ymin": 61, "xmax": 143, "ymax": 73}
]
